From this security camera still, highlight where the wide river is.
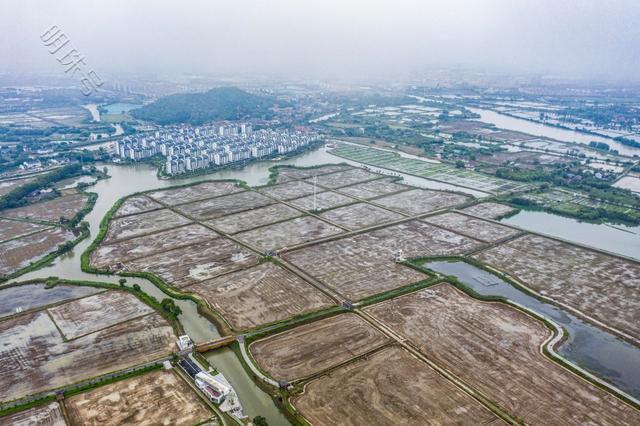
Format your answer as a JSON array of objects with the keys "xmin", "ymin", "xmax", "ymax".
[
  {"xmin": 7, "ymin": 145, "xmax": 639, "ymax": 422},
  {"xmin": 469, "ymin": 107, "xmax": 640, "ymax": 157}
]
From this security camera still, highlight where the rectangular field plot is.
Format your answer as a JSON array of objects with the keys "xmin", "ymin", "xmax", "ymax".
[
  {"xmin": 184, "ymin": 262, "xmax": 333, "ymax": 330},
  {"xmin": 113, "ymin": 195, "xmax": 162, "ymax": 217},
  {"xmin": 235, "ymin": 216, "xmax": 344, "ymax": 252},
  {"xmin": 319, "ymin": 203, "xmax": 403, "ymax": 230},
  {"xmin": 125, "ymin": 237, "xmax": 259, "ymax": 287},
  {"xmin": 206, "ymin": 203, "xmax": 302, "ymax": 234},
  {"xmin": 303, "ymin": 168, "xmax": 380, "ymax": 188},
  {"xmin": 250, "ymin": 313, "xmax": 389, "ymax": 380},
  {"xmin": 337, "ymin": 177, "xmax": 408, "ymax": 199},
  {"xmin": 272, "ymin": 164, "xmax": 352, "ymax": 182},
  {"xmin": 330, "ymin": 144, "xmax": 531, "ymax": 194},
  {"xmin": 1, "ymin": 193, "xmax": 88, "ymax": 223},
  {"xmin": 0, "ymin": 284, "xmax": 101, "ymax": 319},
  {"xmin": 292, "ymin": 346, "xmax": 500, "ymax": 426},
  {"xmin": 0, "ymin": 402, "xmax": 65, "ymax": 425},
  {"xmin": 284, "ymin": 220, "xmax": 481, "ymax": 300},
  {"xmin": 47, "ymin": 291, "xmax": 153, "ymax": 339},
  {"xmin": 91, "ymin": 223, "xmax": 218, "ymax": 269},
  {"xmin": 0, "ymin": 218, "xmax": 50, "ymax": 242},
  {"xmin": 365, "ymin": 284, "xmax": 640, "ymax": 425},
  {"xmin": 174, "ymin": 190, "xmax": 273, "ymax": 220},
  {"xmin": 373, "ymin": 188, "xmax": 471, "ymax": 216},
  {"xmin": 0, "ymin": 228, "xmax": 75, "ymax": 277},
  {"xmin": 473, "ymin": 234, "xmax": 640, "ymax": 342},
  {"xmin": 288, "ymin": 191, "xmax": 355, "ymax": 212},
  {"xmin": 104, "ymin": 208, "xmax": 191, "ymax": 242},
  {"xmin": 423, "ymin": 212, "xmax": 521, "ymax": 243},
  {"xmin": 147, "ymin": 181, "xmax": 243, "ymax": 205},
  {"xmin": 459, "ymin": 202, "xmax": 517, "ymax": 219},
  {"xmin": 0, "ymin": 311, "xmax": 174, "ymax": 402},
  {"xmin": 66, "ymin": 370, "xmax": 215, "ymax": 426},
  {"xmin": 256, "ymin": 180, "xmax": 318, "ymax": 200}
]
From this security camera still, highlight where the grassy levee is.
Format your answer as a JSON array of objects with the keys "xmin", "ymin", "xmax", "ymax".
[
  {"xmin": 61, "ymin": 363, "xmax": 163, "ymax": 399},
  {"xmin": 407, "ymin": 257, "xmax": 640, "ymax": 411},
  {"xmin": 0, "ymin": 395, "xmax": 57, "ymax": 418}
]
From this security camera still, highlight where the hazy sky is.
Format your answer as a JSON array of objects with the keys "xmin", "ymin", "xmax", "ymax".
[{"xmin": 3, "ymin": 0, "xmax": 639, "ymax": 82}]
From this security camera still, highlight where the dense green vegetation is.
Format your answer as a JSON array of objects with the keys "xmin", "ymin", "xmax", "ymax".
[
  {"xmin": 131, "ymin": 87, "xmax": 278, "ymax": 125},
  {"xmin": 0, "ymin": 163, "xmax": 83, "ymax": 210}
]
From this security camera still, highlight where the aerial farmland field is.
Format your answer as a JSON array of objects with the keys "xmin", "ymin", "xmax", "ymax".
[
  {"xmin": 234, "ymin": 216, "xmax": 344, "ymax": 252},
  {"xmin": 284, "ymin": 220, "xmax": 481, "ymax": 300},
  {"xmin": 423, "ymin": 212, "xmax": 521, "ymax": 243},
  {"xmin": 0, "ymin": 304, "xmax": 174, "ymax": 402},
  {"xmin": 65, "ymin": 370, "xmax": 215, "ymax": 426},
  {"xmin": 0, "ymin": 401, "xmax": 65, "ymax": 425},
  {"xmin": 184, "ymin": 262, "xmax": 333, "ymax": 330},
  {"xmin": 0, "ymin": 227, "xmax": 75, "ymax": 277},
  {"xmin": 473, "ymin": 234, "xmax": 640, "ymax": 342},
  {"xmin": 291, "ymin": 346, "xmax": 501, "ymax": 425},
  {"xmin": 250, "ymin": 313, "xmax": 389, "ymax": 381},
  {"xmin": 205, "ymin": 202, "xmax": 302, "ymax": 234},
  {"xmin": 319, "ymin": 202, "xmax": 404, "ymax": 230},
  {"xmin": 365, "ymin": 284, "xmax": 640, "ymax": 425}
]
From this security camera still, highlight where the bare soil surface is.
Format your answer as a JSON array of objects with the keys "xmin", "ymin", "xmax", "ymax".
[
  {"xmin": 125, "ymin": 237, "xmax": 259, "ymax": 288},
  {"xmin": 459, "ymin": 202, "xmax": 517, "ymax": 219},
  {"xmin": 288, "ymin": 191, "xmax": 355, "ymax": 212},
  {"xmin": 373, "ymin": 188, "xmax": 471, "ymax": 215},
  {"xmin": 256, "ymin": 180, "xmax": 318, "ymax": 200},
  {"xmin": 273, "ymin": 164, "xmax": 353, "ymax": 183},
  {"xmin": 147, "ymin": 181, "xmax": 243, "ymax": 205},
  {"xmin": 113, "ymin": 195, "xmax": 162, "ymax": 217},
  {"xmin": 0, "ymin": 218, "xmax": 50, "ymax": 243},
  {"xmin": 104, "ymin": 208, "xmax": 191, "ymax": 242},
  {"xmin": 0, "ymin": 401, "xmax": 65, "ymax": 425},
  {"xmin": 174, "ymin": 190, "xmax": 274, "ymax": 220},
  {"xmin": 47, "ymin": 291, "xmax": 153, "ymax": 339},
  {"xmin": 337, "ymin": 177, "xmax": 409, "ymax": 200},
  {"xmin": 473, "ymin": 234, "xmax": 640, "ymax": 342},
  {"xmin": 319, "ymin": 202, "xmax": 403, "ymax": 230},
  {"xmin": 250, "ymin": 313, "xmax": 389, "ymax": 380},
  {"xmin": 2, "ymin": 193, "xmax": 88, "ymax": 223},
  {"xmin": 292, "ymin": 346, "xmax": 501, "ymax": 426},
  {"xmin": 235, "ymin": 216, "xmax": 344, "ymax": 252},
  {"xmin": 205, "ymin": 203, "xmax": 302, "ymax": 234},
  {"xmin": 423, "ymin": 212, "xmax": 521, "ymax": 243},
  {"xmin": 184, "ymin": 262, "xmax": 333, "ymax": 330},
  {"xmin": 284, "ymin": 220, "xmax": 481, "ymax": 300},
  {"xmin": 365, "ymin": 284, "xmax": 640, "ymax": 425},
  {"xmin": 91, "ymin": 223, "xmax": 218, "ymax": 269},
  {"xmin": 303, "ymin": 168, "xmax": 380, "ymax": 189},
  {"xmin": 0, "ymin": 311, "xmax": 174, "ymax": 402},
  {"xmin": 65, "ymin": 370, "xmax": 215, "ymax": 426},
  {"xmin": 0, "ymin": 228, "xmax": 75, "ymax": 277}
]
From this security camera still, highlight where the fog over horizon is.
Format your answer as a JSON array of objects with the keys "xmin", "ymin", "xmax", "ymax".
[{"xmin": 3, "ymin": 0, "xmax": 640, "ymax": 83}]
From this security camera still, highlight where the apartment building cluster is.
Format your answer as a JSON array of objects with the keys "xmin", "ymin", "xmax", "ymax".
[{"xmin": 115, "ymin": 123, "xmax": 323, "ymax": 175}]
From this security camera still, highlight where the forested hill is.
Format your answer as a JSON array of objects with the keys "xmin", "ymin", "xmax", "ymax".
[{"xmin": 131, "ymin": 87, "xmax": 277, "ymax": 125}]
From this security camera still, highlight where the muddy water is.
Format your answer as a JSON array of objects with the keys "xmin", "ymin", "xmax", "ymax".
[
  {"xmin": 206, "ymin": 348, "xmax": 290, "ymax": 426},
  {"xmin": 469, "ymin": 107, "xmax": 640, "ymax": 157},
  {"xmin": 501, "ymin": 210, "xmax": 640, "ymax": 261},
  {"xmin": 424, "ymin": 260, "xmax": 640, "ymax": 398}
]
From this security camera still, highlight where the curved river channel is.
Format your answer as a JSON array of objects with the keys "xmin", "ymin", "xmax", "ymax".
[{"xmin": 4, "ymin": 145, "xmax": 640, "ymax": 421}]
